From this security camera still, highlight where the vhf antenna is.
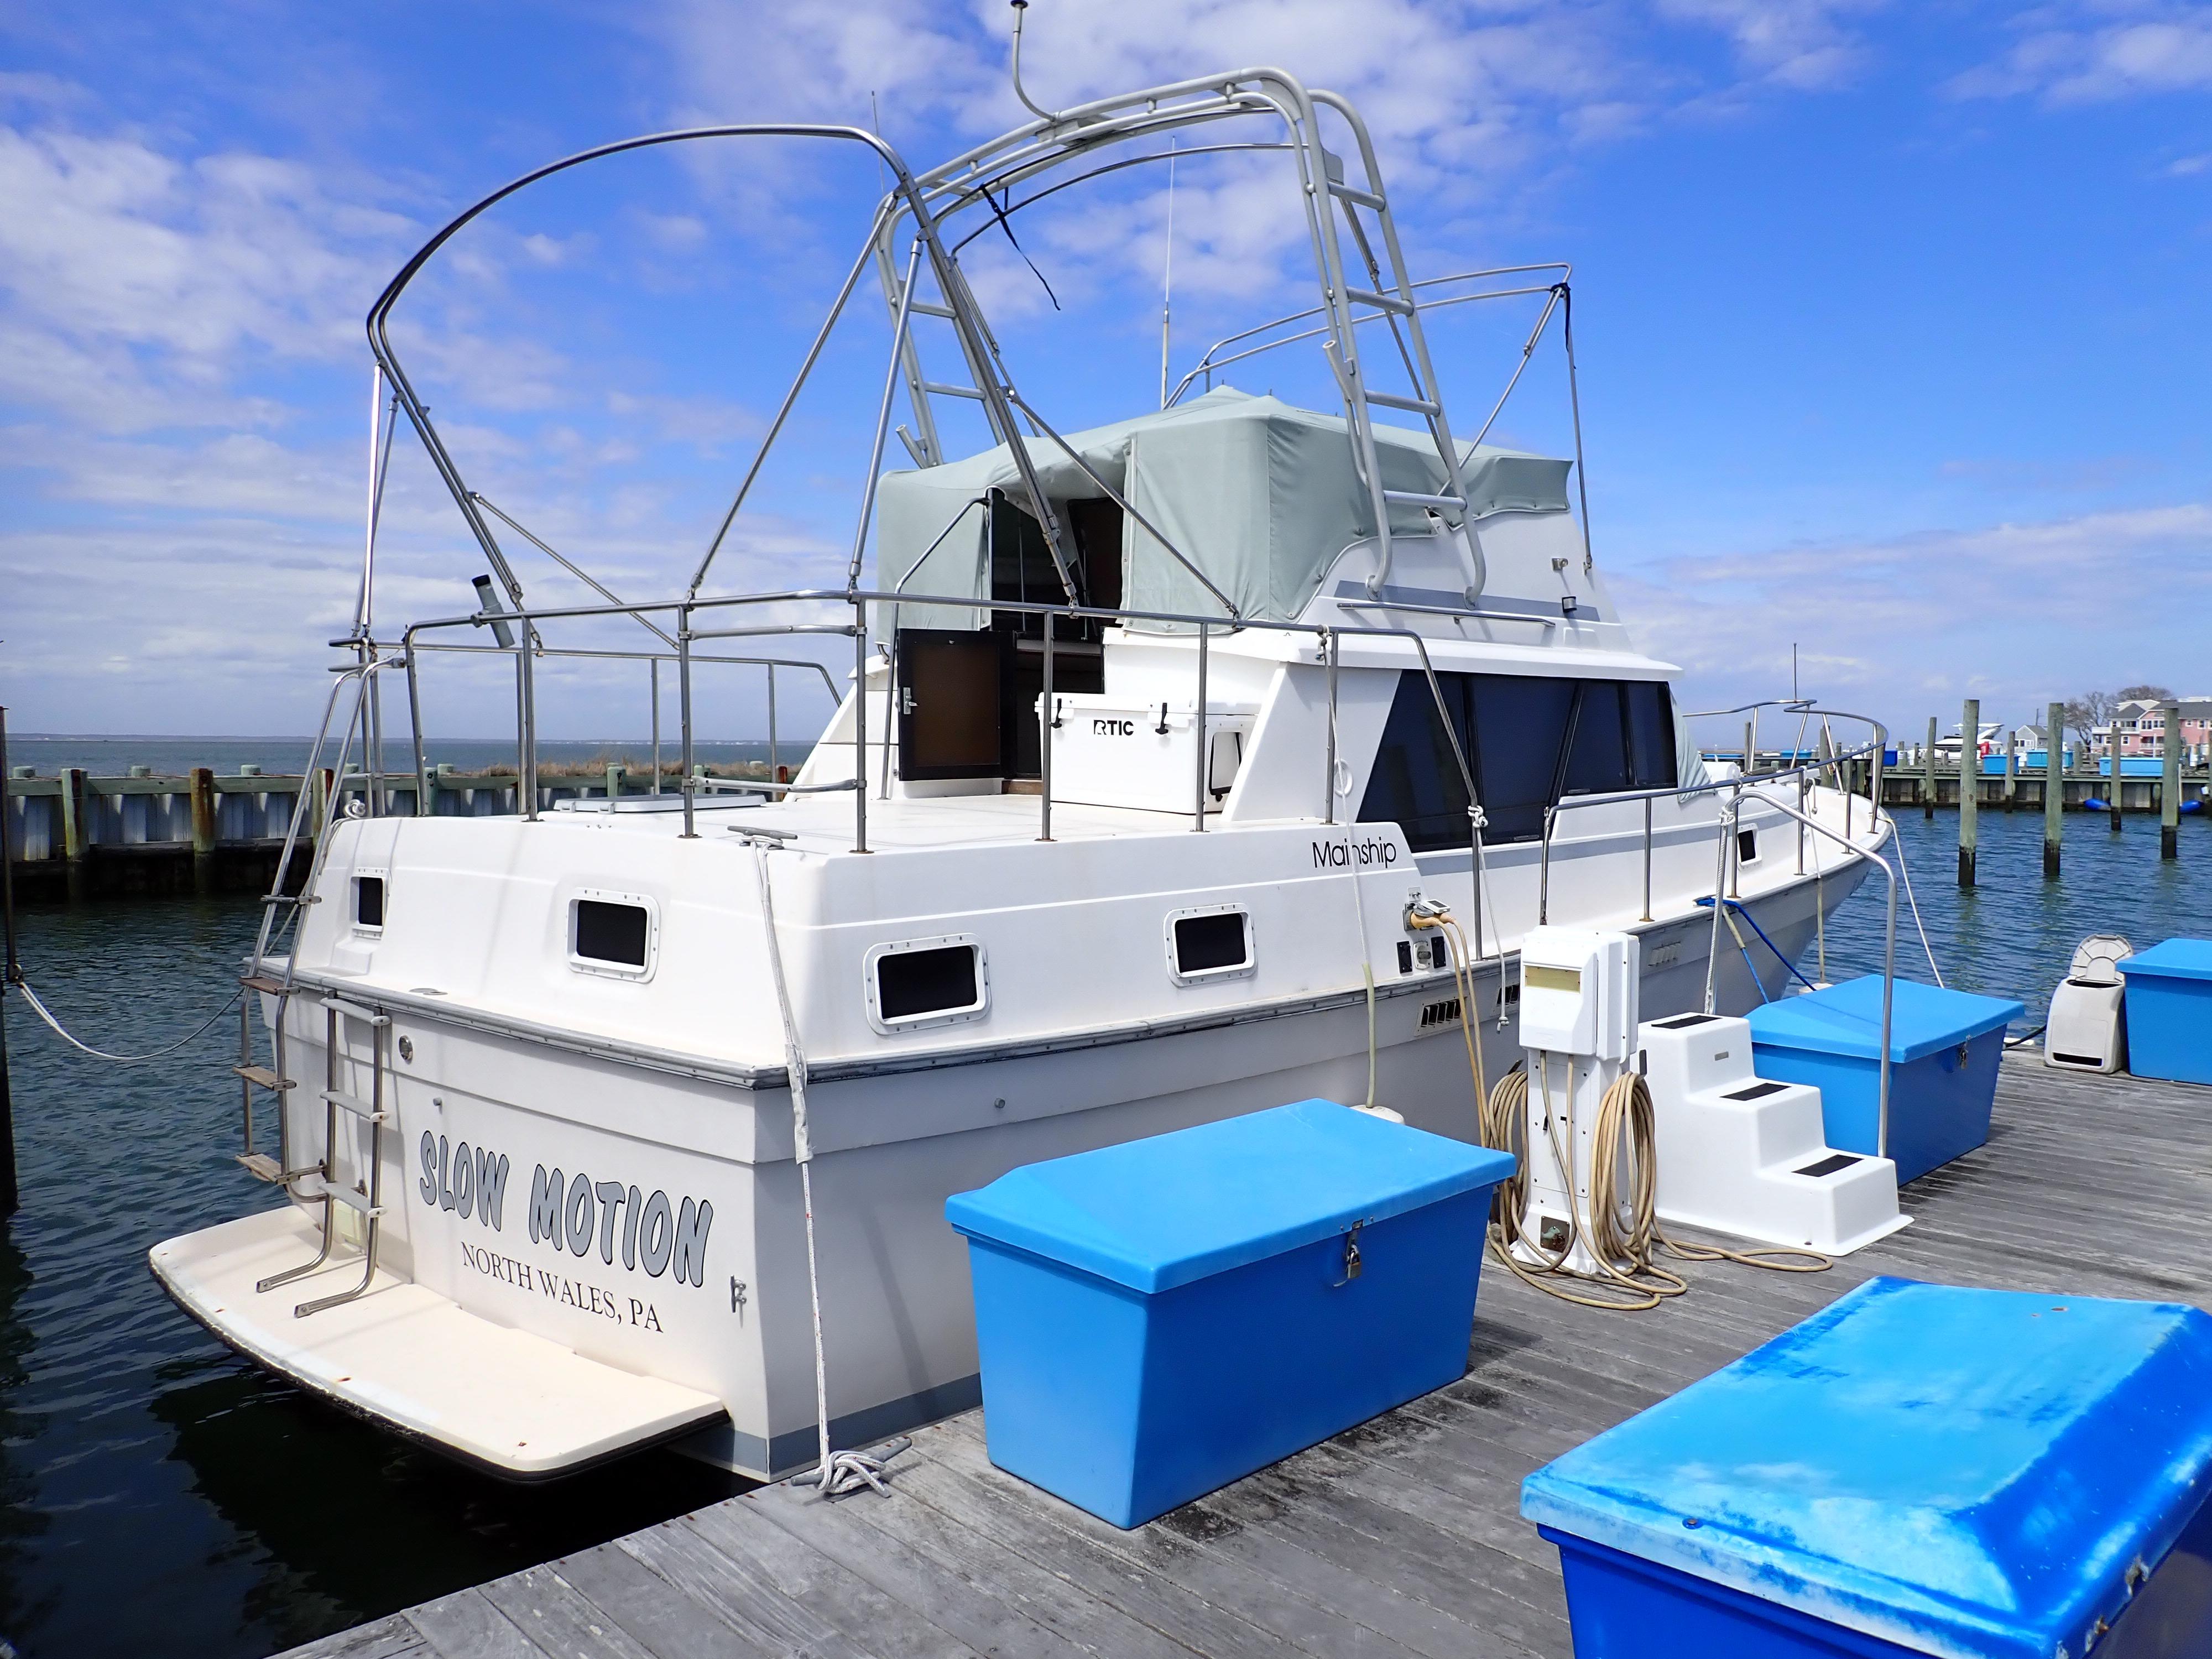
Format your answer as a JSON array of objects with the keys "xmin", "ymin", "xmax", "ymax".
[{"xmin": 1009, "ymin": 1, "xmax": 1058, "ymax": 123}]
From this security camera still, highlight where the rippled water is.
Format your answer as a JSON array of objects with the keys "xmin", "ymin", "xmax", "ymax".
[
  {"xmin": 1822, "ymin": 804, "xmax": 2212, "ymax": 1026},
  {"xmin": 0, "ymin": 804, "xmax": 2204, "ymax": 1657}
]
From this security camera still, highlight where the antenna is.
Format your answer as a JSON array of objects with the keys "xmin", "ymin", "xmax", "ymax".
[
  {"xmin": 1159, "ymin": 137, "xmax": 1176, "ymax": 409},
  {"xmin": 1008, "ymin": 2, "xmax": 1057, "ymax": 124}
]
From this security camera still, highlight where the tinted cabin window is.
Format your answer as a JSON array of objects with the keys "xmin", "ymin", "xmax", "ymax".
[
  {"xmin": 1467, "ymin": 674, "xmax": 1576, "ymax": 843},
  {"xmin": 1561, "ymin": 681, "xmax": 1631, "ymax": 798},
  {"xmin": 575, "ymin": 900, "xmax": 649, "ymax": 968},
  {"xmin": 1625, "ymin": 681, "xmax": 1678, "ymax": 789},
  {"xmin": 1172, "ymin": 912, "xmax": 1250, "ymax": 975},
  {"xmin": 355, "ymin": 877, "xmax": 385, "ymax": 928},
  {"xmin": 877, "ymin": 945, "xmax": 979, "ymax": 1020},
  {"xmin": 1359, "ymin": 675, "xmax": 1474, "ymax": 853},
  {"xmin": 1359, "ymin": 672, "xmax": 1677, "ymax": 849}
]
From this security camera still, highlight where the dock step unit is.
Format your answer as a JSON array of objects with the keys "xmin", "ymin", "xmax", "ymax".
[
  {"xmin": 149, "ymin": 1208, "xmax": 724, "ymax": 1479},
  {"xmin": 1641, "ymin": 1012, "xmax": 1907, "ymax": 1256}
]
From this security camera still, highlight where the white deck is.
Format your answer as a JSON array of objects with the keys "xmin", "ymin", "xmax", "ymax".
[{"xmin": 150, "ymin": 1207, "xmax": 725, "ymax": 1479}]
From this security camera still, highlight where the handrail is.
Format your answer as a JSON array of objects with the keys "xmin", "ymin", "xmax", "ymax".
[{"xmin": 1537, "ymin": 710, "xmax": 1889, "ymax": 925}]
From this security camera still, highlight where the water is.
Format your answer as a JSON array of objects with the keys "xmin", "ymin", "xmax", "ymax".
[
  {"xmin": 1806, "ymin": 806, "xmax": 2211, "ymax": 1028},
  {"xmin": 0, "ymin": 805, "xmax": 2204, "ymax": 1657},
  {"xmin": 0, "ymin": 897, "xmax": 748, "ymax": 1659},
  {"xmin": 7, "ymin": 737, "xmax": 810, "ymax": 779}
]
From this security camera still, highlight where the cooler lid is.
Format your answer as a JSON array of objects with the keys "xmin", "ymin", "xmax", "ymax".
[
  {"xmin": 2118, "ymin": 938, "xmax": 2212, "ymax": 982},
  {"xmin": 945, "ymin": 1100, "xmax": 1512, "ymax": 1293},
  {"xmin": 1522, "ymin": 1278, "xmax": 2212, "ymax": 1659},
  {"xmin": 1746, "ymin": 975, "xmax": 2024, "ymax": 1063}
]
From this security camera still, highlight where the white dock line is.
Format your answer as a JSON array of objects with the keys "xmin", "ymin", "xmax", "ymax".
[{"xmin": 747, "ymin": 837, "xmax": 904, "ymax": 1501}]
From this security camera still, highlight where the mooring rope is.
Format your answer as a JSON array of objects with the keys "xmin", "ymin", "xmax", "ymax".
[
  {"xmin": 12, "ymin": 976, "xmax": 242, "ymax": 1065},
  {"xmin": 747, "ymin": 839, "xmax": 902, "ymax": 1500}
]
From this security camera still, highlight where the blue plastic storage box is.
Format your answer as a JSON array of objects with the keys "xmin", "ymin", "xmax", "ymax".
[
  {"xmin": 2119, "ymin": 940, "xmax": 2212, "ymax": 1086},
  {"xmin": 1746, "ymin": 977, "xmax": 2024, "ymax": 1184},
  {"xmin": 945, "ymin": 1100, "xmax": 1514, "ymax": 1528},
  {"xmin": 1524, "ymin": 1277, "xmax": 2212, "ymax": 1659}
]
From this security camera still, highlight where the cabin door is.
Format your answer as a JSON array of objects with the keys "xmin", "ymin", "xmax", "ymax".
[{"xmin": 895, "ymin": 629, "xmax": 1003, "ymax": 780}]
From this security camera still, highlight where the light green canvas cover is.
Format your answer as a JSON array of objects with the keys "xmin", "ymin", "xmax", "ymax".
[{"xmin": 872, "ymin": 387, "xmax": 1572, "ymax": 634}]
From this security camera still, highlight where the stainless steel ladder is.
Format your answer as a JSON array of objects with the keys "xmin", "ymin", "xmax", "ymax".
[
  {"xmin": 255, "ymin": 992, "xmax": 391, "ymax": 1318},
  {"xmin": 233, "ymin": 972, "xmax": 302, "ymax": 1183}
]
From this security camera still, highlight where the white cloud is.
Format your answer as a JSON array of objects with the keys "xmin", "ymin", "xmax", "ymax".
[
  {"xmin": 1617, "ymin": 502, "xmax": 2212, "ymax": 723},
  {"xmin": 1949, "ymin": 6, "xmax": 2212, "ymax": 103},
  {"xmin": 1656, "ymin": 0, "xmax": 1883, "ymax": 91}
]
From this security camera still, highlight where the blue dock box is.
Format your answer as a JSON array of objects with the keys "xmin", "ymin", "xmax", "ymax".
[
  {"xmin": 1747, "ymin": 977, "xmax": 2024, "ymax": 1184},
  {"xmin": 945, "ymin": 1100, "xmax": 1514, "ymax": 1528},
  {"xmin": 2120, "ymin": 940, "xmax": 2212, "ymax": 1086},
  {"xmin": 1524, "ymin": 1277, "xmax": 2212, "ymax": 1659}
]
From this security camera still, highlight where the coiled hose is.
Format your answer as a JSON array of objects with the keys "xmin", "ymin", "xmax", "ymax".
[{"xmin": 1478, "ymin": 1060, "xmax": 1830, "ymax": 1313}]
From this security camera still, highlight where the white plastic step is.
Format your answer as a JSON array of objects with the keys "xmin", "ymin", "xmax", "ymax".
[
  {"xmin": 149, "ymin": 1208, "xmax": 723, "ymax": 1478},
  {"xmin": 1640, "ymin": 1014, "xmax": 1910, "ymax": 1256}
]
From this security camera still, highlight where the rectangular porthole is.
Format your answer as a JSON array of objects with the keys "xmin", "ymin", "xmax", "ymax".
[
  {"xmin": 1166, "ymin": 907, "xmax": 1254, "ymax": 985},
  {"xmin": 867, "ymin": 937, "xmax": 989, "ymax": 1033},
  {"xmin": 569, "ymin": 891, "xmax": 658, "ymax": 980},
  {"xmin": 353, "ymin": 874, "xmax": 385, "ymax": 932},
  {"xmin": 1738, "ymin": 827, "xmax": 1759, "ymax": 863}
]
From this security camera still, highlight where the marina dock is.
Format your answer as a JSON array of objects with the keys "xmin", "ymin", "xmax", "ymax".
[{"xmin": 278, "ymin": 1052, "xmax": 2210, "ymax": 1659}]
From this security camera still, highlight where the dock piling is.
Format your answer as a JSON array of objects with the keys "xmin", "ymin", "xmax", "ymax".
[
  {"xmin": 1923, "ymin": 716, "xmax": 1937, "ymax": 818},
  {"xmin": 1958, "ymin": 697, "xmax": 1978, "ymax": 887},
  {"xmin": 2162, "ymin": 697, "xmax": 2182, "ymax": 859},
  {"xmin": 0, "ymin": 707, "xmax": 19, "ymax": 1219},
  {"xmin": 2002, "ymin": 727, "xmax": 2016, "ymax": 812},
  {"xmin": 189, "ymin": 767, "xmax": 217, "ymax": 895},
  {"xmin": 2044, "ymin": 700, "xmax": 2063, "ymax": 879}
]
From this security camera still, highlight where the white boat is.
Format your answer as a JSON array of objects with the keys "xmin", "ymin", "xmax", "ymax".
[{"xmin": 150, "ymin": 43, "xmax": 1895, "ymax": 1483}]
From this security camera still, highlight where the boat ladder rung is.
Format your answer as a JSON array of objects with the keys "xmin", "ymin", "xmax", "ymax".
[
  {"xmin": 1383, "ymin": 489, "xmax": 1466, "ymax": 511},
  {"xmin": 240, "ymin": 974, "xmax": 289, "ymax": 996},
  {"xmin": 236, "ymin": 1152, "xmax": 285, "ymax": 1182},
  {"xmin": 318, "ymin": 1088, "xmax": 385, "ymax": 1123},
  {"xmin": 1364, "ymin": 389, "xmax": 1440, "ymax": 416},
  {"xmin": 321, "ymin": 1183, "xmax": 383, "ymax": 1219},
  {"xmin": 1346, "ymin": 285, "xmax": 1415, "ymax": 316},
  {"xmin": 1328, "ymin": 178, "xmax": 1387, "ymax": 211},
  {"xmin": 319, "ymin": 994, "xmax": 390, "ymax": 1027},
  {"xmin": 234, "ymin": 1065, "xmax": 294, "ymax": 1091}
]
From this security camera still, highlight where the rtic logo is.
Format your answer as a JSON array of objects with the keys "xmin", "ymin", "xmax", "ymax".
[{"xmin": 1093, "ymin": 718, "xmax": 1134, "ymax": 736}]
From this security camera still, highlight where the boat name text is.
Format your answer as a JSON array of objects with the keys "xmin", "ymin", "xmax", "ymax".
[
  {"xmin": 415, "ymin": 1135, "xmax": 713, "ymax": 1289},
  {"xmin": 1313, "ymin": 837, "xmax": 1398, "ymax": 869}
]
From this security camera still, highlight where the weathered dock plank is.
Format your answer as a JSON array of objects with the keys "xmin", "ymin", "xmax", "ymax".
[{"xmin": 276, "ymin": 1055, "xmax": 2212, "ymax": 1659}]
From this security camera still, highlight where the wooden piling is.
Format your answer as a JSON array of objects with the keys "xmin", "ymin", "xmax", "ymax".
[
  {"xmin": 2109, "ymin": 727, "xmax": 2124, "ymax": 832},
  {"xmin": 2044, "ymin": 701, "xmax": 2063, "ymax": 878},
  {"xmin": 1958, "ymin": 697, "xmax": 1978, "ymax": 887},
  {"xmin": 0, "ymin": 707, "xmax": 18, "ymax": 1218},
  {"xmin": 189, "ymin": 767, "xmax": 217, "ymax": 895},
  {"xmin": 2002, "ymin": 727, "xmax": 2017, "ymax": 812},
  {"xmin": 1923, "ymin": 716, "xmax": 1938, "ymax": 817},
  {"xmin": 2163, "ymin": 697, "xmax": 2182, "ymax": 860}
]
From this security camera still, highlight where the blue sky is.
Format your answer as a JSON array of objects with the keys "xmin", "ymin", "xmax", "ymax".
[{"xmin": 2, "ymin": 1, "xmax": 2208, "ymax": 748}]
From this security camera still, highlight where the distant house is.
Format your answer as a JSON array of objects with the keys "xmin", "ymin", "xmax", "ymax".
[{"xmin": 2096, "ymin": 698, "xmax": 2212, "ymax": 766}]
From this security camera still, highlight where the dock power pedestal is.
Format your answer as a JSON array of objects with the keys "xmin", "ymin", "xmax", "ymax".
[{"xmin": 1513, "ymin": 927, "xmax": 1641, "ymax": 1280}]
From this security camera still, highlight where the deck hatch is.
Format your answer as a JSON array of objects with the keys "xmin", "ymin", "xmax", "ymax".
[{"xmin": 867, "ymin": 936, "xmax": 990, "ymax": 1033}]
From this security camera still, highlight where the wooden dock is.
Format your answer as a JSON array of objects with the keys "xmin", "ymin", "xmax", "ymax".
[{"xmin": 279, "ymin": 1054, "xmax": 2210, "ymax": 1659}]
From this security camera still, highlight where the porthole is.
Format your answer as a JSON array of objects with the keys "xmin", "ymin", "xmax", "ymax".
[
  {"xmin": 865, "ymin": 936, "xmax": 989, "ymax": 1034},
  {"xmin": 1736, "ymin": 827, "xmax": 1759, "ymax": 864},
  {"xmin": 352, "ymin": 870, "xmax": 387, "ymax": 935},
  {"xmin": 569, "ymin": 890, "xmax": 659, "ymax": 980},
  {"xmin": 1166, "ymin": 905, "xmax": 1255, "ymax": 985}
]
